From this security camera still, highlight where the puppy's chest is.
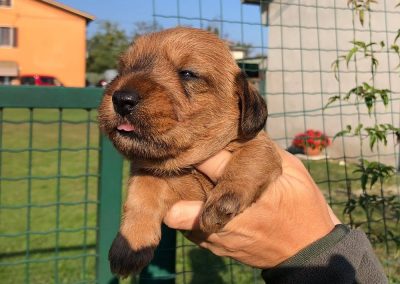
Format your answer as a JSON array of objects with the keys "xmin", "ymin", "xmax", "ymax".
[{"xmin": 166, "ymin": 169, "xmax": 214, "ymax": 202}]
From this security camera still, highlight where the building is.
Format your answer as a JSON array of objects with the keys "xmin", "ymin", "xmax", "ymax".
[
  {"xmin": 243, "ymin": 0, "xmax": 400, "ymax": 167},
  {"xmin": 0, "ymin": 0, "xmax": 94, "ymax": 87}
]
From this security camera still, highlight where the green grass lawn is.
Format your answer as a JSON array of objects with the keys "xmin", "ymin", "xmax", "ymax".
[{"xmin": 0, "ymin": 109, "xmax": 398, "ymax": 283}]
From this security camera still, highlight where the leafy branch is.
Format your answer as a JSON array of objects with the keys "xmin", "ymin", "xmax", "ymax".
[
  {"xmin": 325, "ymin": 82, "xmax": 390, "ymax": 114},
  {"xmin": 353, "ymin": 159, "xmax": 395, "ymax": 191},
  {"xmin": 333, "ymin": 124, "xmax": 400, "ymax": 150},
  {"xmin": 347, "ymin": 0, "xmax": 377, "ymax": 25},
  {"xmin": 331, "ymin": 0, "xmax": 400, "ymax": 255},
  {"xmin": 332, "ymin": 41, "xmax": 380, "ymax": 79}
]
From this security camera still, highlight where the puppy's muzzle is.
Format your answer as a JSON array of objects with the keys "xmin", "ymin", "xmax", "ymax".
[{"xmin": 112, "ymin": 90, "xmax": 140, "ymax": 116}]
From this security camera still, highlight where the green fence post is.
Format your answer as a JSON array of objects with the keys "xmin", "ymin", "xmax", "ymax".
[
  {"xmin": 139, "ymin": 225, "xmax": 176, "ymax": 284},
  {"xmin": 97, "ymin": 135, "xmax": 123, "ymax": 284}
]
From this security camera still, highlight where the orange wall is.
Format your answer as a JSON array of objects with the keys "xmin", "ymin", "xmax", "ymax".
[{"xmin": 0, "ymin": 0, "xmax": 88, "ymax": 87}]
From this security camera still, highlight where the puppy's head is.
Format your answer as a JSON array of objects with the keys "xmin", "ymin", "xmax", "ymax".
[{"xmin": 98, "ymin": 27, "xmax": 267, "ymax": 170}]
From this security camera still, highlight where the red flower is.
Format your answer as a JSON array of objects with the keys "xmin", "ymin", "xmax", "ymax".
[{"xmin": 292, "ymin": 129, "xmax": 330, "ymax": 150}]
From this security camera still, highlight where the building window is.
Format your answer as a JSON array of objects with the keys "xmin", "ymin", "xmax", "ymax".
[
  {"xmin": 0, "ymin": 0, "xmax": 11, "ymax": 7},
  {"xmin": 0, "ymin": 27, "xmax": 17, "ymax": 47}
]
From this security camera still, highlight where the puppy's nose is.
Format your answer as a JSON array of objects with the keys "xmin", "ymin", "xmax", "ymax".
[{"xmin": 112, "ymin": 90, "xmax": 140, "ymax": 116}]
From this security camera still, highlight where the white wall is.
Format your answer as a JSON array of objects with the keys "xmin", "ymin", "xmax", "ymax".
[{"xmin": 265, "ymin": 0, "xmax": 400, "ymax": 166}]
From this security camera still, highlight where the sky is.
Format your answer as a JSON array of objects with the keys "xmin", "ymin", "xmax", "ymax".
[{"xmin": 58, "ymin": 0, "xmax": 269, "ymax": 55}]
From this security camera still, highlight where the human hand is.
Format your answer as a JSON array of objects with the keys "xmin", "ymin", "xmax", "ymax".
[{"xmin": 164, "ymin": 145, "xmax": 341, "ymax": 268}]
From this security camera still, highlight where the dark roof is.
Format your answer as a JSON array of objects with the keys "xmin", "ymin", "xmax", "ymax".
[{"xmin": 36, "ymin": 0, "xmax": 95, "ymax": 22}]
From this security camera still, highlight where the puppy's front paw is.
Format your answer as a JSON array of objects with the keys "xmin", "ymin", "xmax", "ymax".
[
  {"xmin": 200, "ymin": 192, "xmax": 243, "ymax": 233},
  {"xmin": 108, "ymin": 232, "xmax": 155, "ymax": 278}
]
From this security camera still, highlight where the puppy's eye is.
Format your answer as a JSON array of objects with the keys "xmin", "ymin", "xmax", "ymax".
[{"xmin": 179, "ymin": 70, "xmax": 197, "ymax": 80}]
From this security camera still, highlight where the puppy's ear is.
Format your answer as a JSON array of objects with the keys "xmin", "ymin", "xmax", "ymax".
[{"xmin": 236, "ymin": 72, "xmax": 268, "ymax": 140}]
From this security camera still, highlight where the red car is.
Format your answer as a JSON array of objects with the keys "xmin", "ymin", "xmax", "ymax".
[{"xmin": 20, "ymin": 75, "xmax": 63, "ymax": 86}]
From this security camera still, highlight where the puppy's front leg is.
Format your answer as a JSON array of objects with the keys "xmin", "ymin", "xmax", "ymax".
[
  {"xmin": 108, "ymin": 174, "xmax": 179, "ymax": 277},
  {"xmin": 200, "ymin": 132, "xmax": 282, "ymax": 233}
]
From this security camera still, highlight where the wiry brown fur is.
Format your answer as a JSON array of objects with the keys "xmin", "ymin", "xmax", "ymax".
[{"xmin": 98, "ymin": 27, "xmax": 282, "ymax": 278}]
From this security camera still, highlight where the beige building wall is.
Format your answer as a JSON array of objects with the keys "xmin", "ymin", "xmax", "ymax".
[
  {"xmin": 265, "ymin": 0, "xmax": 400, "ymax": 166},
  {"xmin": 0, "ymin": 0, "xmax": 93, "ymax": 87}
]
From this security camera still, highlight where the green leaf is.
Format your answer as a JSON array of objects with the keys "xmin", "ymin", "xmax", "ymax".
[
  {"xmin": 359, "ymin": 9, "xmax": 365, "ymax": 26},
  {"xmin": 361, "ymin": 174, "xmax": 368, "ymax": 191},
  {"xmin": 365, "ymin": 42, "xmax": 377, "ymax": 48},
  {"xmin": 379, "ymin": 91, "xmax": 389, "ymax": 106},
  {"xmin": 355, "ymin": 124, "xmax": 364, "ymax": 135},
  {"xmin": 334, "ymin": 125, "xmax": 352, "ymax": 140},
  {"xmin": 352, "ymin": 40, "xmax": 365, "ymax": 47},
  {"xmin": 371, "ymin": 57, "xmax": 379, "ymax": 74},
  {"xmin": 325, "ymin": 95, "xmax": 341, "ymax": 108},
  {"xmin": 346, "ymin": 47, "xmax": 359, "ymax": 66},
  {"xmin": 331, "ymin": 59, "xmax": 340, "ymax": 80},
  {"xmin": 395, "ymin": 29, "xmax": 400, "ymax": 43},
  {"xmin": 365, "ymin": 97, "xmax": 374, "ymax": 113},
  {"xmin": 370, "ymin": 174, "xmax": 378, "ymax": 189},
  {"xmin": 369, "ymin": 134, "xmax": 377, "ymax": 150}
]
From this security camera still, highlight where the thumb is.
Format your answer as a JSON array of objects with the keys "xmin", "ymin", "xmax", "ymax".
[
  {"xmin": 164, "ymin": 201, "xmax": 204, "ymax": 230},
  {"xmin": 195, "ymin": 150, "xmax": 232, "ymax": 183}
]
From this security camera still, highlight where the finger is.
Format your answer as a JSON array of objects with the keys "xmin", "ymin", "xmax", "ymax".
[{"xmin": 163, "ymin": 201, "xmax": 203, "ymax": 230}]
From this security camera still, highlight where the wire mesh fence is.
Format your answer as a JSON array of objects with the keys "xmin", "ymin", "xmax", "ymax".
[
  {"xmin": 0, "ymin": 87, "xmax": 123, "ymax": 284},
  {"xmin": 0, "ymin": 0, "xmax": 399, "ymax": 283},
  {"xmin": 150, "ymin": 0, "xmax": 400, "ymax": 282},
  {"xmin": 0, "ymin": 103, "xmax": 95, "ymax": 282},
  {"xmin": 263, "ymin": 0, "xmax": 400, "ymax": 281}
]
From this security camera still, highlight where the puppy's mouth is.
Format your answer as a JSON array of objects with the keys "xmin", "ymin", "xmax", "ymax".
[{"xmin": 116, "ymin": 123, "xmax": 136, "ymax": 137}]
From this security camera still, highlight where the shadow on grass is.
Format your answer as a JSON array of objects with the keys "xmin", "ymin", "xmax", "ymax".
[
  {"xmin": 0, "ymin": 244, "xmax": 96, "ymax": 259},
  {"xmin": 189, "ymin": 248, "xmax": 225, "ymax": 284}
]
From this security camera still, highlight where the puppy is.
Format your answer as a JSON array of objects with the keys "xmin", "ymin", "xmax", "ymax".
[{"xmin": 98, "ymin": 27, "xmax": 282, "ymax": 277}]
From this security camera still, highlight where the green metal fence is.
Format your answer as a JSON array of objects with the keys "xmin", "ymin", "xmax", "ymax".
[
  {"xmin": 0, "ymin": 86, "xmax": 264, "ymax": 284},
  {"xmin": 1, "ymin": 0, "xmax": 400, "ymax": 283},
  {"xmin": 0, "ymin": 86, "xmax": 123, "ymax": 284}
]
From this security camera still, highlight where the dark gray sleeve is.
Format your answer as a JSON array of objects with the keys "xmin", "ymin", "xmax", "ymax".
[{"xmin": 261, "ymin": 224, "xmax": 388, "ymax": 284}]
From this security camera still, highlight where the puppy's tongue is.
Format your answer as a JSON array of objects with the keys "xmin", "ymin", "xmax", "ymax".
[{"xmin": 117, "ymin": 123, "xmax": 135, "ymax": 132}]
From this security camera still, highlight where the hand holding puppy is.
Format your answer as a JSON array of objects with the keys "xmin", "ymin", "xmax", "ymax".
[{"xmin": 164, "ymin": 146, "xmax": 340, "ymax": 268}]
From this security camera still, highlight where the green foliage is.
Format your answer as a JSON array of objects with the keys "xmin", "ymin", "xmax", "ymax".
[
  {"xmin": 332, "ymin": 40, "xmax": 379, "ymax": 79},
  {"xmin": 333, "ymin": 123, "xmax": 400, "ymax": 151},
  {"xmin": 353, "ymin": 159, "xmax": 395, "ymax": 190},
  {"xmin": 86, "ymin": 20, "xmax": 164, "ymax": 75},
  {"xmin": 329, "ymin": 1, "xmax": 400, "ymax": 263},
  {"xmin": 86, "ymin": 21, "xmax": 130, "ymax": 73},
  {"xmin": 325, "ymin": 82, "xmax": 390, "ymax": 113},
  {"xmin": 347, "ymin": 0, "xmax": 377, "ymax": 26}
]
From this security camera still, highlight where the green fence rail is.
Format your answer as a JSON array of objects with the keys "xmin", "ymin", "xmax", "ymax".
[
  {"xmin": 0, "ymin": 86, "xmax": 123, "ymax": 283},
  {"xmin": 0, "ymin": 86, "xmax": 199, "ymax": 284}
]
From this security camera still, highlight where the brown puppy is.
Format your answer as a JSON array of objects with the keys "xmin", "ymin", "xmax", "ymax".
[{"xmin": 98, "ymin": 27, "xmax": 282, "ymax": 277}]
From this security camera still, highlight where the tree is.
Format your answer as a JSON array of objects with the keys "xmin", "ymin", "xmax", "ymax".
[
  {"xmin": 86, "ymin": 21, "xmax": 129, "ymax": 73},
  {"xmin": 131, "ymin": 21, "xmax": 163, "ymax": 40}
]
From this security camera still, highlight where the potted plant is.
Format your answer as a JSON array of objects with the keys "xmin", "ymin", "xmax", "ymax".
[{"xmin": 292, "ymin": 129, "xmax": 331, "ymax": 156}]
